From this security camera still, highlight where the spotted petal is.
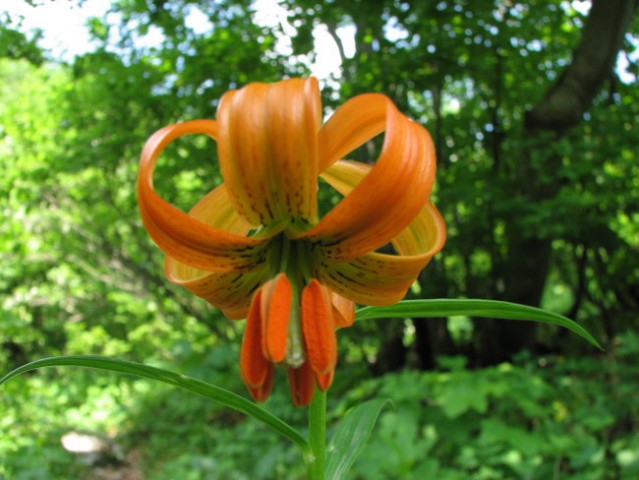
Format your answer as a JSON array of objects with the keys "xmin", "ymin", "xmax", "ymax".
[
  {"xmin": 164, "ymin": 183, "xmax": 270, "ymax": 318},
  {"xmin": 138, "ymin": 120, "xmax": 269, "ymax": 272},
  {"xmin": 166, "ymin": 264, "xmax": 268, "ymax": 320},
  {"xmin": 314, "ymin": 160, "xmax": 446, "ymax": 305},
  {"xmin": 216, "ymin": 78, "xmax": 321, "ymax": 229},
  {"xmin": 296, "ymin": 95, "xmax": 436, "ymax": 261}
]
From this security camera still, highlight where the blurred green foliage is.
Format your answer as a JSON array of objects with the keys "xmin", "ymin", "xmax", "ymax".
[
  {"xmin": 348, "ymin": 333, "xmax": 639, "ymax": 480},
  {"xmin": 1, "ymin": 0, "xmax": 638, "ymax": 477},
  {"xmin": 2, "ymin": 331, "xmax": 638, "ymax": 479}
]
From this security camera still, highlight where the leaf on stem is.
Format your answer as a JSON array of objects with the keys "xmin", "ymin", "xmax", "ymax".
[
  {"xmin": 0, "ymin": 355, "xmax": 311, "ymax": 457},
  {"xmin": 325, "ymin": 398, "xmax": 391, "ymax": 480},
  {"xmin": 355, "ymin": 299, "xmax": 602, "ymax": 349}
]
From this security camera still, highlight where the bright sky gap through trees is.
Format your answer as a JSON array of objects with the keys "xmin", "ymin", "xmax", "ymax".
[
  {"xmin": 2, "ymin": 0, "xmax": 356, "ymax": 82},
  {"xmin": 3, "ymin": 0, "xmax": 638, "ymax": 84}
]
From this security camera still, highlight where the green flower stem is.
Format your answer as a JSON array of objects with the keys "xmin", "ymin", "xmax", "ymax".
[{"xmin": 307, "ymin": 389, "xmax": 328, "ymax": 480}]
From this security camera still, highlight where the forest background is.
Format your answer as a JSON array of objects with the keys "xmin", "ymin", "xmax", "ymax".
[{"xmin": 1, "ymin": 0, "xmax": 638, "ymax": 478}]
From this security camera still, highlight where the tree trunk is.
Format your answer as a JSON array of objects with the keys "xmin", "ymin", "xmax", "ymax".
[{"xmin": 473, "ymin": 0, "xmax": 637, "ymax": 365}]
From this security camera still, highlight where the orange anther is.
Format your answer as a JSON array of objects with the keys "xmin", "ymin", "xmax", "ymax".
[
  {"xmin": 240, "ymin": 291, "xmax": 269, "ymax": 389},
  {"xmin": 247, "ymin": 366, "xmax": 275, "ymax": 403},
  {"xmin": 288, "ymin": 362, "xmax": 316, "ymax": 407},
  {"xmin": 262, "ymin": 274, "xmax": 292, "ymax": 363},
  {"xmin": 316, "ymin": 369, "xmax": 334, "ymax": 391},
  {"xmin": 301, "ymin": 279, "xmax": 337, "ymax": 375}
]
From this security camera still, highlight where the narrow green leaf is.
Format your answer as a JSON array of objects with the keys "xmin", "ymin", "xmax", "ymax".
[
  {"xmin": 0, "ymin": 355, "xmax": 310, "ymax": 456},
  {"xmin": 325, "ymin": 398, "xmax": 391, "ymax": 480},
  {"xmin": 356, "ymin": 299, "xmax": 602, "ymax": 349}
]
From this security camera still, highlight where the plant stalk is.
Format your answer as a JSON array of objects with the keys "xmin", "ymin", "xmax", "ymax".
[{"xmin": 307, "ymin": 389, "xmax": 327, "ymax": 480}]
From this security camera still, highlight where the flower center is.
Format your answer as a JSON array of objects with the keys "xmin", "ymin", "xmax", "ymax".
[{"xmin": 267, "ymin": 235, "xmax": 316, "ymax": 368}]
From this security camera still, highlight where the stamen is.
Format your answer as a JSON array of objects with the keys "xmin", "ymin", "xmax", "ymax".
[
  {"xmin": 247, "ymin": 367, "xmax": 275, "ymax": 403},
  {"xmin": 301, "ymin": 279, "xmax": 337, "ymax": 375},
  {"xmin": 288, "ymin": 362, "xmax": 315, "ymax": 407},
  {"xmin": 316, "ymin": 369, "xmax": 334, "ymax": 391},
  {"xmin": 240, "ymin": 291, "xmax": 270, "ymax": 389},
  {"xmin": 263, "ymin": 274, "xmax": 292, "ymax": 363},
  {"xmin": 278, "ymin": 239, "xmax": 307, "ymax": 368}
]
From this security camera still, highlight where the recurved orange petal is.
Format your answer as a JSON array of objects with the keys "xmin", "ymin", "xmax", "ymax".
[
  {"xmin": 138, "ymin": 120, "xmax": 269, "ymax": 272},
  {"xmin": 321, "ymin": 160, "xmax": 446, "ymax": 257},
  {"xmin": 186, "ymin": 183, "xmax": 253, "ymax": 234},
  {"xmin": 296, "ymin": 98, "xmax": 436, "ymax": 261},
  {"xmin": 329, "ymin": 291, "xmax": 355, "ymax": 328},
  {"xmin": 316, "ymin": 200, "xmax": 447, "ymax": 306},
  {"xmin": 216, "ymin": 78, "xmax": 321, "ymax": 229},
  {"xmin": 164, "ymin": 183, "xmax": 269, "ymax": 317},
  {"xmin": 317, "ymin": 93, "xmax": 387, "ymax": 172},
  {"xmin": 166, "ymin": 263, "xmax": 267, "ymax": 320}
]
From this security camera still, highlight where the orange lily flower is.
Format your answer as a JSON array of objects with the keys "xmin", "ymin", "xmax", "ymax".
[{"xmin": 137, "ymin": 78, "xmax": 446, "ymax": 406}]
